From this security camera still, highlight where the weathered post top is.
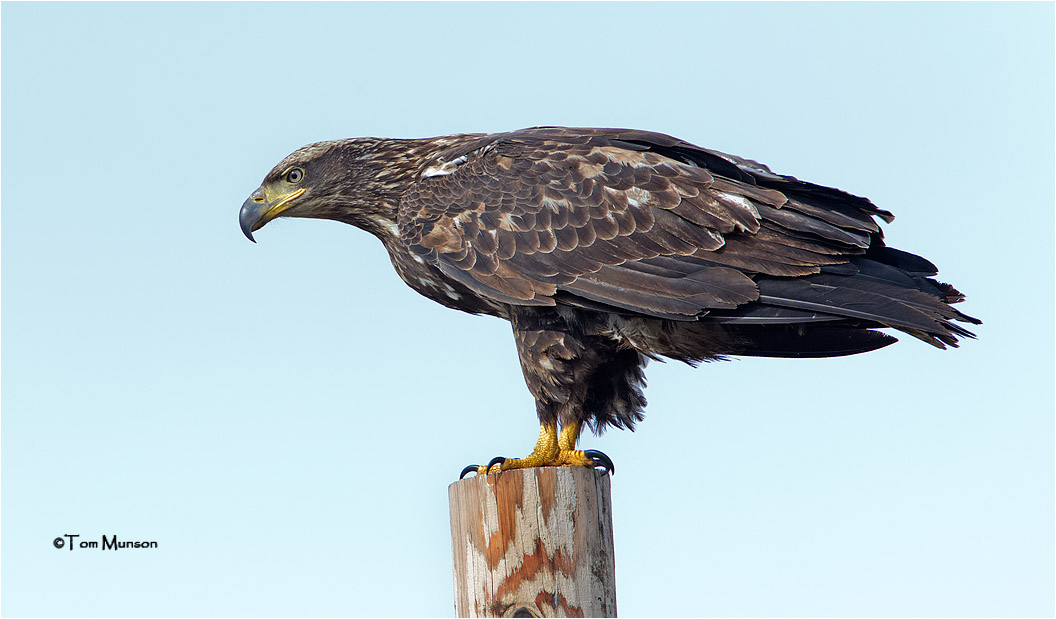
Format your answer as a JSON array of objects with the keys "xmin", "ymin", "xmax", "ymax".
[{"xmin": 448, "ymin": 466, "xmax": 617, "ymax": 618}]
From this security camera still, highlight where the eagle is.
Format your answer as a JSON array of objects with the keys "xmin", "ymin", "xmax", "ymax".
[{"xmin": 239, "ymin": 126, "xmax": 979, "ymax": 477}]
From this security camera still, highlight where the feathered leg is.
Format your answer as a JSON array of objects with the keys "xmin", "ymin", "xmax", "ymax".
[{"xmin": 458, "ymin": 307, "xmax": 617, "ymax": 478}]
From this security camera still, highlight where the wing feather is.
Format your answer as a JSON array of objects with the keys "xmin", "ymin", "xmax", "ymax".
[{"xmin": 398, "ymin": 127, "xmax": 973, "ymax": 344}]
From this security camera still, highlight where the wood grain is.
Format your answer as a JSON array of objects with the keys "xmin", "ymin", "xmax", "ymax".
[{"xmin": 449, "ymin": 467, "xmax": 617, "ymax": 617}]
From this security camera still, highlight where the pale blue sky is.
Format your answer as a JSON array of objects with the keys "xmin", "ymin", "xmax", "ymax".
[{"xmin": 2, "ymin": 2, "xmax": 1053, "ymax": 617}]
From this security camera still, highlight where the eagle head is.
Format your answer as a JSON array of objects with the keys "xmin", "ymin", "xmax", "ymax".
[{"xmin": 239, "ymin": 138, "xmax": 414, "ymax": 242}]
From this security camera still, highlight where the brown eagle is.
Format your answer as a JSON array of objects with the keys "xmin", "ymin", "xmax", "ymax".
[{"xmin": 239, "ymin": 126, "xmax": 978, "ymax": 476}]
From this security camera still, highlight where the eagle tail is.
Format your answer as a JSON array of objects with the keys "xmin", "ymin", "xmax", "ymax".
[
  {"xmin": 703, "ymin": 251, "xmax": 980, "ymax": 354},
  {"xmin": 727, "ymin": 325, "xmax": 898, "ymax": 358}
]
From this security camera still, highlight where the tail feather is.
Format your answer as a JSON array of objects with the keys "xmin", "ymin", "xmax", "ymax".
[
  {"xmin": 729, "ymin": 325, "xmax": 899, "ymax": 358},
  {"xmin": 703, "ymin": 252, "xmax": 979, "ymax": 350}
]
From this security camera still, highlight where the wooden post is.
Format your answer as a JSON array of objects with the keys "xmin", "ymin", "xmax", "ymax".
[{"xmin": 448, "ymin": 466, "xmax": 617, "ymax": 618}]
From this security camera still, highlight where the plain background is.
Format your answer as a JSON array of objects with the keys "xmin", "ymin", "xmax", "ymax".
[{"xmin": 2, "ymin": 2, "xmax": 1053, "ymax": 617}]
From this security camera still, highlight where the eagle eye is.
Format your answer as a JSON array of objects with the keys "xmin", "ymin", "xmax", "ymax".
[{"xmin": 285, "ymin": 167, "xmax": 304, "ymax": 184}]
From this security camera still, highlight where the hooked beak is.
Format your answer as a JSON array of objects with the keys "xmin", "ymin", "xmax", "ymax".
[{"xmin": 239, "ymin": 186, "xmax": 306, "ymax": 242}]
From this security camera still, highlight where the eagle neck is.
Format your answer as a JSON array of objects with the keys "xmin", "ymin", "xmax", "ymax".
[{"xmin": 334, "ymin": 136, "xmax": 475, "ymax": 246}]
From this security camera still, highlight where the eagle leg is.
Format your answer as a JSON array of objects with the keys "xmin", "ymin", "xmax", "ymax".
[
  {"xmin": 556, "ymin": 421, "xmax": 614, "ymax": 472},
  {"xmin": 458, "ymin": 421, "xmax": 614, "ymax": 478}
]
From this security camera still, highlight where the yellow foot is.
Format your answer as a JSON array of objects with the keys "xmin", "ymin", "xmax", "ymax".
[
  {"xmin": 458, "ymin": 422, "xmax": 614, "ymax": 478},
  {"xmin": 487, "ymin": 448, "xmax": 613, "ymax": 471}
]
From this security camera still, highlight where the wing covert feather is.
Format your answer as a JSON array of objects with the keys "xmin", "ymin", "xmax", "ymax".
[{"xmin": 398, "ymin": 128, "xmax": 892, "ymax": 319}]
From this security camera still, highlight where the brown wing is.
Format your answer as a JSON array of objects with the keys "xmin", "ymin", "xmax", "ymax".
[{"xmin": 398, "ymin": 127, "xmax": 890, "ymax": 320}]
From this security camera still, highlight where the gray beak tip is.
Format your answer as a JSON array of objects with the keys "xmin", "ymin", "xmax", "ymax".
[{"xmin": 239, "ymin": 194, "xmax": 263, "ymax": 243}]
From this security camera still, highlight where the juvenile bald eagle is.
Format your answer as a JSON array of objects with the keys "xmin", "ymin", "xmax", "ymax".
[{"xmin": 239, "ymin": 126, "xmax": 978, "ymax": 476}]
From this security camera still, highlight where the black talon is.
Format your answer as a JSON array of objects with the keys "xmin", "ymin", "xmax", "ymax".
[
  {"xmin": 459, "ymin": 465, "xmax": 481, "ymax": 480},
  {"xmin": 486, "ymin": 456, "xmax": 507, "ymax": 472},
  {"xmin": 584, "ymin": 449, "xmax": 615, "ymax": 474}
]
